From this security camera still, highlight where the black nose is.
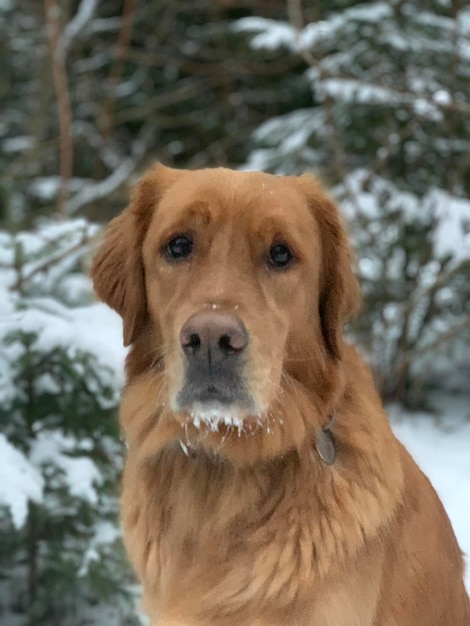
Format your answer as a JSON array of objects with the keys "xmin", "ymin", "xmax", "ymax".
[{"xmin": 180, "ymin": 311, "xmax": 248, "ymax": 362}]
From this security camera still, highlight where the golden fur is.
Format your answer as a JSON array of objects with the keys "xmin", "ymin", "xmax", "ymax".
[{"xmin": 92, "ymin": 164, "xmax": 469, "ymax": 625}]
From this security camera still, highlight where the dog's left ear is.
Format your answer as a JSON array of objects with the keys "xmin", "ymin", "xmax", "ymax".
[
  {"xmin": 298, "ymin": 174, "xmax": 361, "ymax": 359},
  {"xmin": 92, "ymin": 163, "xmax": 181, "ymax": 346}
]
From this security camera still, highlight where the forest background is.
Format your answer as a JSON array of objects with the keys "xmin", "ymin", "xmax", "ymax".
[{"xmin": 0, "ymin": 0, "xmax": 469, "ymax": 624}]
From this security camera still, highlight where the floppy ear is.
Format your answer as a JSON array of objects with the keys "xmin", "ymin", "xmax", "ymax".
[
  {"xmin": 91, "ymin": 163, "xmax": 180, "ymax": 346},
  {"xmin": 298, "ymin": 174, "xmax": 361, "ymax": 359}
]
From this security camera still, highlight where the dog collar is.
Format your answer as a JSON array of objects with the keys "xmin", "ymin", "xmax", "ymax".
[{"xmin": 315, "ymin": 411, "xmax": 336, "ymax": 465}]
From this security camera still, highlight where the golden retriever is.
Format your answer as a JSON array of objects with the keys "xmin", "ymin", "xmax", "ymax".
[{"xmin": 92, "ymin": 164, "xmax": 469, "ymax": 625}]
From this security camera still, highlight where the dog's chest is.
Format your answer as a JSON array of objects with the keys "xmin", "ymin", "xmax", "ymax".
[
  {"xmin": 122, "ymin": 450, "xmax": 386, "ymax": 625},
  {"xmin": 123, "ymin": 452, "xmax": 313, "ymax": 617}
]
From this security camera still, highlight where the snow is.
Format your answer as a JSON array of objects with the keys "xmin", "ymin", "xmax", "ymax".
[
  {"xmin": 79, "ymin": 521, "xmax": 121, "ymax": 576},
  {"xmin": 0, "ymin": 434, "xmax": 44, "ymax": 528},
  {"xmin": 61, "ymin": 0, "xmax": 98, "ymax": 54},
  {"xmin": 0, "ymin": 219, "xmax": 126, "ymax": 398},
  {"xmin": 433, "ymin": 89, "xmax": 452, "ymax": 106},
  {"xmin": 234, "ymin": 6, "xmax": 464, "ymax": 119},
  {"xmin": 0, "ymin": 219, "xmax": 127, "ymax": 529},
  {"xmin": 316, "ymin": 78, "xmax": 395, "ymax": 105},
  {"xmin": 189, "ymin": 403, "xmax": 250, "ymax": 432},
  {"xmin": 241, "ymin": 109, "xmax": 327, "ymax": 173},
  {"xmin": 2, "ymin": 136, "xmax": 34, "ymax": 153},
  {"xmin": 0, "ymin": 429, "xmax": 114, "ymax": 528},
  {"xmin": 339, "ymin": 169, "xmax": 470, "ymax": 266},
  {"xmin": 390, "ymin": 402, "xmax": 470, "ymax": 590},
  {"xmin": 460, "ymin": 7, "xmax": 470, "ymax": 35},
  {"xmin": 234, "ymin": 3, "xmax": 393, "ymax": 52},
  {"xmin": 30, "ymin": 430, "xmax": 103, "ymax": 505},
  {"xmin": 431, "ymin": 190, "xmax": 470, "ymax": 262},
  {"xmin": 66, "ymin": 154, "xmax": 136, "ymax": 213},
  {"xmin": 6, "ymin": 300, "xmax": 126, "ymax": 391},
  {"xmin": 233, "ymin": 17, "xmax": 295, "ymax": 51},
  {"xmin": 29, "ymin": 177, "xmax": 94, "ymax": 201}
]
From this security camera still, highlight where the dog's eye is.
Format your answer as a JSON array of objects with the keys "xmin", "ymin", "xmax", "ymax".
[
  {"xmin": 269, "ymin": 243, "xmax": 293, "ymax": 268},
  {"xmin": 165, "ymin": 236, "xmax": 193, "ymax": 260}
]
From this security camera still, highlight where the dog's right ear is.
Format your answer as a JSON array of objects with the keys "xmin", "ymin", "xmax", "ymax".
[{"xmin": 91, "ymin": 163, "xmax": 181, "ymax": 346}]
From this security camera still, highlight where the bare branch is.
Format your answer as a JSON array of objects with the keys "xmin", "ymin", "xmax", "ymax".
[
  {"xmin": 12, "ymin": 232, "xmax": 92, "ymax": 291},
  {"xmin": 66, "ymin": 125, "xmax": 153, "ymax": 214},
  {"xmin": 44, "ymin": 0, "xmax": 73, "ymax": 220},
  {"xmin": 97, "ymin": 0, "xmax": 137, "ymax": 142},
  {"xmin": 286, "ymin": 0, "xmax": 360, "ymax": 212},
  {"xmin": 394, "ymin": 316, "xmax": 470, "ymax": 375}
]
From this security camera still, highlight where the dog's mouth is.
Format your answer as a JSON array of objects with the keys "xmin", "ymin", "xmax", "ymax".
[
  {"xmin": 175, "ymin": 370, "xmax": 251, "ymax": 410},
  {"xmin": 173, "ymin": 309, "xmax": 262, "ymax": 423},
  {"xmin": 183, "ymin": 401, "xmax": 266, "ymax": 434},
  {"xmin": 166, "ymin": 309, "xmax": 285, "ymax": 446}
]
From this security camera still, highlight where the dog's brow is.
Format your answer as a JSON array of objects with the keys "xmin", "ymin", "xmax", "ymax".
[
  {"xmin": 165, "ymin": 199, "xmax": 211, "ymax": 219},
  {"xmin": 253, "ymin": 213, "xmax": 310, "ymax": 248},
  {"xmin": 157, "ymin": 201, "xmax": 213, "ymax": 236}
]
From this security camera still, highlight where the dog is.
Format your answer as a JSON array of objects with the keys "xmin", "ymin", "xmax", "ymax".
[{"xmin": 92, "ymin": 164, "xmax": 469, "ymax": 625}]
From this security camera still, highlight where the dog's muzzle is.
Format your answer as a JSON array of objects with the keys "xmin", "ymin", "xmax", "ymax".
[{"xmin": 176, "ymin": 311, "xmax": 251, "ymax": 410}]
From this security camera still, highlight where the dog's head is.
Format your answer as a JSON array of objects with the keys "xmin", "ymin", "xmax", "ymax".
[{"xmin": 92, "ymin": 164, "xmax": 360, "ymax": 464}]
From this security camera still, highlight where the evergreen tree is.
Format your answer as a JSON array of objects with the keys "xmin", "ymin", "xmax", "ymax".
[
  {"xmin": 0, "ymin": 221, "xmax": 139, "ymax": 625},
  {"xmin": 1, "ymin": 1, "xmax": 469, "ymax": 620},
  {"xmin": 236, "ymin": 0, "xmax": 470, "ymax": 405},
  {"xmin": 0, "ymin": 0, "xmax": 299, "ymax": 222}
]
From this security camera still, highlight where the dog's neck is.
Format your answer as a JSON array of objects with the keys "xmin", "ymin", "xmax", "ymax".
[
  {"xmin": 121, "ymin": 346, "xmax": 404, "ymax": 623},
  {"xmin": 176, "ymin": 411, "xmax": 337, "ymax": 466},
  {"xmin": 122, "ymin": 402, "xmax": 403, "ymax": 623}
]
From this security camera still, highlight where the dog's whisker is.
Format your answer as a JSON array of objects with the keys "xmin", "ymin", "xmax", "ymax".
[{"xmin": 179, "ymin": 439, "xmax": 189, "ymax": 457}]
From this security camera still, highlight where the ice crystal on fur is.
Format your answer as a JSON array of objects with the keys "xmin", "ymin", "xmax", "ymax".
[{"xmin": 190, "ymin": 403, "xmax": 246, "ymax": 431}]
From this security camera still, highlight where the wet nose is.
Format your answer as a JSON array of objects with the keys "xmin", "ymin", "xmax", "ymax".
[
  {"xmin": 178, "ymin": 311, "xmax": 249, "ymax": 407},
  {"xmin": 180, "ymin": 311, "xmax": 248, "ymax": 364}
]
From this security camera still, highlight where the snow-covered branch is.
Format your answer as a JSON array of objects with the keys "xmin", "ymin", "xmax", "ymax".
[
  {"xmin": 60, "ymin": 0, "xmax": 98, "ymax": 55},
  {"xmin": 65, "ymin": 125, "xmax": 153, "ymax": 214}
]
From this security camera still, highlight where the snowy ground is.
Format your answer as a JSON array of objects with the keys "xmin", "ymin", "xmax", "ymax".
[{"xmin": 390, "ymin": 398, "xmax": 470, "ymax": 591}]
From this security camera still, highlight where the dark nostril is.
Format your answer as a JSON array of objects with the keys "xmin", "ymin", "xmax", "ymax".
[
  {"xmin": 219, "ymin": 334, "xmax": 235, "ymax": 354},
  {"xmin": 189, "ymin": 333, "xmax": 201, "ymax": 350},
  {"xmin": 181, "ymin": 331, "xmax": 201, "ymax": 354},
  {"xmin": 219, "ymin": 330, "xmax": 246, "ymax": 353}
]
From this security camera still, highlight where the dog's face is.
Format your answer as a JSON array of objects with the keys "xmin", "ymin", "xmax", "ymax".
[
  {"xmin": 92, "ymin": 165, "xmax": 359, "ymax": 464},
  {"xmin": 143, "ymin": 169, "xmax": 323, "ymax": 424}
]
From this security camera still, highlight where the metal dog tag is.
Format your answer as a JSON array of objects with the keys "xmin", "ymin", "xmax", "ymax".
[{"xmin": 316, "ymin": 428, "xmax": 336, "ymax": 465}]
